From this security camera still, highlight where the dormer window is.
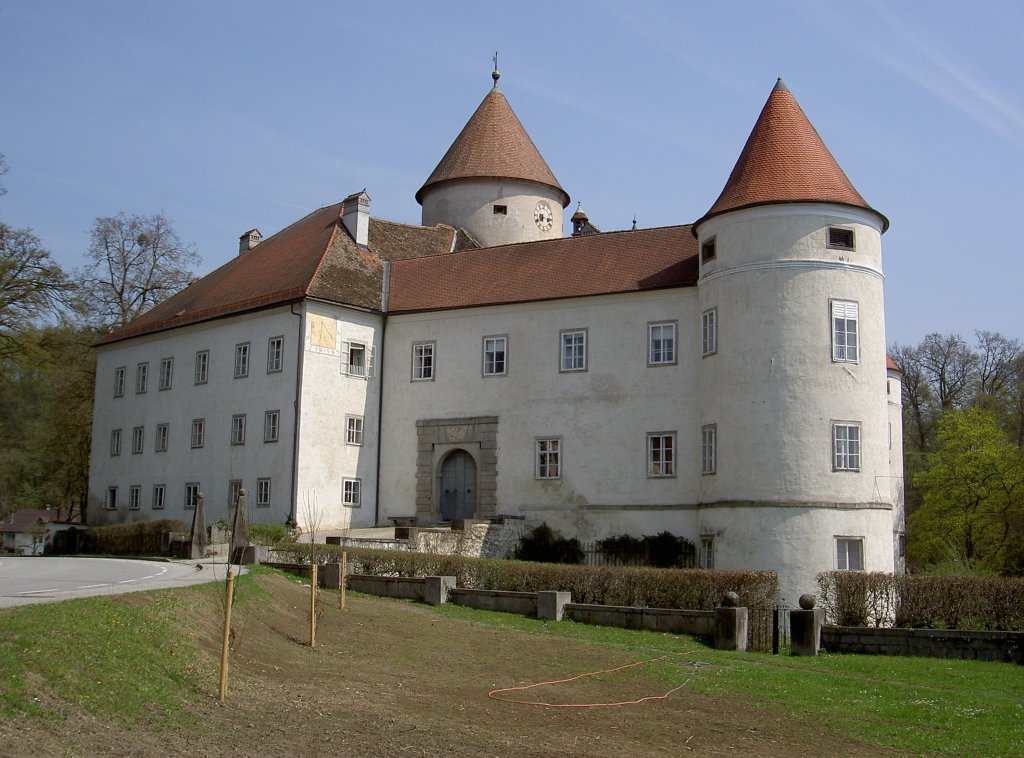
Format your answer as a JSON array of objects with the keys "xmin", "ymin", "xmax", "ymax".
[
  {"xmin": 493, "ymin": 205, "xmax": 507, "ymax": 215},
  {"xmin": 827, "ymin": 227, "xmax": 855, "ymax": 251},
  {"xmin": 701, "ymin": 238, "xmax": 716, "ymax": 263}
]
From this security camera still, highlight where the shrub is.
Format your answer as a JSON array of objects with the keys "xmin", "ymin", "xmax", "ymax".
[
  {"xmin": 514, "ymin": 523, "xmax": 584, "ymax": 564},
  {"xmin": 249, "ymin": 523, "xmax": 290, "ymax": 546},
  {"xmin": 89, "ymin": 519, "xmax": 189, "ymax": 556},
  {"xmin": 596, "ymin": 532, "xmax": 696, "ymax": 568}
]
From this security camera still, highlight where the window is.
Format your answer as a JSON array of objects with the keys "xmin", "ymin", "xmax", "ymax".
[
  {"xmin": 836, "ymin": 537, "xmax": 864, "ymax": 570},
  {"xmin": 113, "ymin": 367, "xmax": 126, "ymax": 398},
  {"xmin": 110, "ymin": 429, "xmax": 122, "ymax": 456},
  {"xmin": 342, "ymin": 341, "xmax": 374, "ymax": 378},
  {"xmin": 701, "ymin": 237, "xmax": 716, "ymax": 263},
  {"xmin": 701, "ymin": 424, "xmax": 716, "ymax": 475},
  {"xmin": 191, "ymin": 418, "xmax": 205, "ymax": 449},
  {"xmin": 152, "ymin": 484, "xmax": 165, "ymax": 510},
  {"xmin": 833, "ymin": 423, "xmax": 861, "ymax": 471},
  {"xmin": 343, "ymin": 478, "xmax": 361, "ymax": 507},
  {"xmin": 493, "ymin": 204, "xmax": 507, "ymax": 215},
  {"xmin": 699, "ymin": 537, "xmax": 714, "ymax": 569},
  {"xmin": 832, "ymin": 300, "xmax": 859, "ymax": 363},
  {"xmin": 131, "ymin": 426, "xmax": 144, "ymax": 455},
  {"xmin": 234, "ymin": 343, "xmax": 250, "ymax": 378},
  {"xmin": 702, "ymin": 308, "xmax": 717, "ymax": 356},
  {"xmin": 412, "ymin": 341, "xmax": 435, "ymax": 381},
  {"xmin": 185, "ymin": 482, "xmax": 200, "ymax": 510},
  {"xmin": 827, "ymin": 227, "xmax": 855, "ymax": 251},
  {"xmin": 483, "ymin": 335, "xmax": 507, "ymax": 376},
  {"xmin": 647, "ymin": 432, "xmax": 676, "ymax": 477},
  {"xmin": 230, "ymin": 414, "xmax": 246, "ymax": 445},
  {"xmin": 105, "ymin": 486, "xmax": 118, "ymax": 510},
  {"xmin": 129, "ymin": 485, "xmax": 141, "ymax": 511},
  {"xmin": 560, "ymin": 329, "xmax": 587, "ymax": 372},
  {"xmin": 159, "ymin": 357, "xmax": 173, "ymax": 390},
  {"xmin": 195, "ymin": 350, "xmax": 209, "ymax": 384},
  {"xmin": 229, "ymin": 480, "xmax": 243, "ymax": 508},
  {"xmin": 648, "ymin": 321, "xmax": 677, "ymax": 366},
  {"xmin": 535, "ymin": 437, "xmax": 561, "ymax": 479},
  {"xmin": 155, "ymin": 423, "xmax": 169, "ymax": 452},
  {"xmin": 346, "ymin": 415, "xmax": 364, "ymax": 446},
  {"xmin": 264, "ymin": 410, "xmax": 280, "ymax": 443},
  {"xmin": 256, "ymin": 478, "xmax": 271, "ymax": 507},
  {"xmin": 267, "ymin": 336, "xmax": 284, "ymax": 373},
  {"xmin": 135, "ymin": 362, "xmax": 149, "ymax": 393}
]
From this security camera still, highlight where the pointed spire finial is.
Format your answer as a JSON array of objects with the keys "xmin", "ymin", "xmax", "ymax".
[
  {"xmin": 631, "ymin": 214, "xmax": 638, "ymax": 231},
  {"xmin": 773, "ymin": 77, "xmax": 789, "ymax": 93},
  {"xmin": 492, "ymin": 52, "xmax": 500, "ymax": 87}
]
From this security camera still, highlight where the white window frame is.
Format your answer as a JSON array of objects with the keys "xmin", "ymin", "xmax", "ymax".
[
  {"xmin": 131, "ymin": 426, "xmax": 144, "ymax": 455},
  {"xmin": 702, "ymin": 308, "xmax": 717, "ymax": 356},
  {"xmin": 113, "ymin": 366, "xmax": 126, "ymax": 398},
  {"xmin": 155, "ymin": 423, "xmax": 169, "ymax": 452},
  {"xmin": 482, "ymin": 335, "xmax": 508, "ymax": 377},
  {"xmin": 267, "ymin": 336, "xmax": 284, "ymax": 373},
  {"xmin": 159, "ymin": 357, "xmax": 173, "ymax": 390},
  {"xmin": 230, "ymin": 414, "xmax": 246, "ymax": 446},
  {"xmin": 110, "ymin": 428, "xmax": 122, "ymax": 456},
  {"xmin": 560, "ymin": 329, "xmax": 587, "ymax": 373},
  {"xmin": 346, "ymin": 415, "xmax": 364, "ymax": 446},
  {"xmin": 701, "ymin": 424, "xmax": 716, "ymax": 475},
  {"xmin": 264, "ymin": 410, "xmax": 280, "ymax": 443},
  {"xmin": 831, "ymin": 300, "xmax": 859, "ymax": 363},
  {"xmin": 256, "ymin": 478, "xmax": 271, "ymax": 507},
  {"xmin": 833, "ymin": 422, "xmax": 861, "ymax": 472},
  {"xmin": 343, "ymin": 478, "xmax": 362, "ymax": 507},
  {"xmin": 128, "ymin": 485, "xmax": 141, "ymax": 511},
  {"xmin": 648, "ymin": 321, "xmax": 677, "ymax": 366},
  {"xmin": 699, "ymin": 536, "xmax": 714, "ymax": 569},
  {"xmin": 342, "ymin": 341, "xmax": 374, "ymax": 379},
  {"xmin": 135, "ymin": 362, "xmax": 149, "ymax": 394},
  {"xmin": 535, "ymin": 437, "xmax": 561, "ymax": 480},
  {"xmin": 194, "ymin": 350, "xmax": 209, "ymax": 385},
  {"xmin": 152, "ymin": 484, "xmax": 165, "ymax": 510},
  {"xmin": 412, "ymin": 341, "xmax": 435, "ymax": 381},
  {"xmin": 185, "ymin": 482, "xmax": 200, "ymax": 510},
  {"xmin": 105, "ymin": 486, "xmax": 118, "ymax": 510},
  {"xmin": 836, "ymin": 537, "xmax": 864, "ymax": 570},
  {"xmin": 234, "ymin": 342, "xmax": 250, "ymax": 379},
  {"xmin": 647, "ymin": 432, "xmax": 676, "ymax": 478},
  {"xmin": 191, "ymin": 418, "xmax": 205, "ymax": 449},
  {"xmin": 229, "ymin": 480, "xmax": 243, "ymax": 509}
]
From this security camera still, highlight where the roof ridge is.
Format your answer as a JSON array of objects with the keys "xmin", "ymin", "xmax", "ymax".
[{"xmin": 305, "ymin": 204, "xmax": 347, "ymax": 296}]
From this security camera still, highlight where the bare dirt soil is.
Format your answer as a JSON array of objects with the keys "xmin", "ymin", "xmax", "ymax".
[{"xmin": 2, "ymin": 574, "xmax": 890, "ymax": 757}]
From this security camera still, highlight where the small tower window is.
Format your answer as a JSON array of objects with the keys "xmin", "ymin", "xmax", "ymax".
[
  {"xmin": 827, "ymin": 227, "xmax": 855, "ymax": 250},
  {"xmin": 701, "ymin": 238, "xmax": 716, "ymax": 262},
  {"xmin": 493, "ymin": 205, "xmax": 507, "ymax": 215}
]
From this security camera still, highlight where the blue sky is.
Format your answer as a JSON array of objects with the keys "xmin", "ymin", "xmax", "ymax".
[{"xmin": 2, "ymin": 0, "xmax": 1021, "ymax": 346}]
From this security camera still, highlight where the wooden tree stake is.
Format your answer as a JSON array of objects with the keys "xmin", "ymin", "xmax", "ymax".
[
  {"xmin": 217, "ymin": 569, "xmax": 235, "ymax": 703},
  {"xmin": 339, "ymin": 551, "xmax": 347, "ymax": 610},
  {"xmin": 310, "ymin": 562, "xmax": 318, "ymax": 647}
]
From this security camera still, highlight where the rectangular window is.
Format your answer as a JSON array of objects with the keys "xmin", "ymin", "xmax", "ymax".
[
  {"xmin": 185, "ymin": 482, "xmax": 200, "ymax": 510},
  {"xmin": 264, "ymin": 410, "xmax": 280, "ymax": 443},
  {"xmin": 648, "ymin": 321, "xmax": 677, "ymax": 366},
  {"xmin": 191, "ymin": 418, "xmax": 205, "ymax": 449},
  {"xmin": 152, "ymin": 484, "xmax": 165, "ymax": 510},
  {"xmin": 159, "ymin": 357, "xmax": 173, "ymax": 390},
  {"xmin": 346, "ymin": 415, "xmax": 364, "ymax": 446},
  {"xmin": 412, "ymin": 341, "xmax": 435, "ymax": 381},
  {"xmin": 343, "ymin": 478, "xmax": 362, "ymax": 507},
  {"xmin": 131, "ymin": 426, "xmax": 144, "ymax": 455},
  {"xmin": 699, "ymin": 537, "xmax": 714, "ymax": 569},
  {"xmin": 832, "ymin": 300, "xmax": 859, "ymax": 363},
  {"xmin": 231, "ymin": 414, "xmax": 246, "ymax": 445},
  {"xmin": 342, "ymin": 341, "xmax": 373, "ymax": 378},
  {"xmin": 110, "ymin": 429, "xmax": 122, "ymax": 456},
  {"xmin": 267, "ymin": 336, "xmax": 283, "ymax": 373},
  {"xmin": 647, "ymin": 432, "xmax": 676, "ymax": 477},
  {"xmin": 702, "ymin": 308, "xmax": 717, "ymax": 356},
  {"xmin": 129, "ymin": 485, "xmax": 141, "ymax": 511},
  {"xmin": 229, "ymin": 480, "xmax": 243, "ymax": 509},
  {"xmin": 135, "ymin": 362, "xmax": 149, "ymax": 393},
  {"xmin": 492, "ymin": 204, "xmax": 507, "ymax": 215},
  {"xmin": 535, "ymin": 437, "xmax": 561, "ymax": 479},
  {"xmin": 234, "ymin": 343, "xmax": 250, "ymax": 378},
  {"xmin": 113, "ymin": 366, "xmax": 126, "ymax": 398},
  {"xmin": 836, "ymin": 537, "xmax": 864, "ymax": 570},
  {"xmin": 827, "ymin": 227, "xmax": 855, "ymax": 251},
  {"xmin": 560, "ymin": 329, "xmax": 587, "ymax": 372},
  {"xmin": 701, "ymin": 238, "xmax": 716, "ymax": 263},
  {"xmin": 701, "ymin": 424, "xmax": 717, "ymax": 475},
  {"xmin": 195, "ymin": 350, "xmax": 209, "ymax": 384},
  {"xmin": 256, "ymin": 478, "xmax": 271, "ymax": 507},
  {"xmin": 483, "ymin": 335, "xmax": 507, "ymax": 376},
  {"xmin": 155, "ymin": 423, "xmax": 169, "ymax": 452},
  {"xmin": 833, "ymin": 423, "xmax": 861, "ymax": 471},
  {"xmin": 105, "ymin": 486, "xmax": 118, "ymax": 510}
]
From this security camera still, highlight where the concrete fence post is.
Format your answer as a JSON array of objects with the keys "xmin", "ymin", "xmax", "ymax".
[
  {"xmin": 790, "ymin": 594, "xmax": 825, "ymax": 656},
  {"xmin": 714, "ymin": 592, "xmax": 748, "ymax": 651},
  {"xmin": 424, "ymin": 576, "xmax": 457, "ymax": 606},
  {"xmin": 537, "ymin": 591, "xmax": 571, "ymax": 621}
]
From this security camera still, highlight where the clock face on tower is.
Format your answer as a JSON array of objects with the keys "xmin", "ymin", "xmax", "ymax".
[{"xmin": 534, "ymin": 202, "xmax": 554, "ymax": 231}]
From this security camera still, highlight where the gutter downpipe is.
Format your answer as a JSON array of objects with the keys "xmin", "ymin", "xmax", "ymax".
[
  {"xmin": 374, "ymin": 261, "xmax": 389, "ymax": 526},
  {"xmin": 289, "ymin": 301, "xmax": 306, "ymax": 528}
]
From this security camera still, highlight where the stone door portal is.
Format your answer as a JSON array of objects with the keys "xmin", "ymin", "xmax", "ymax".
[{"xmin": 439, "ymin": 450, "xmax": 477, "ymax": 521}]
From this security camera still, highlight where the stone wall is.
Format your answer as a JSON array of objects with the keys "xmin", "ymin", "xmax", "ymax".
[
  {"xmin": 330, "ymin": 521, "xmax": 523, "ymax": 560},
  {"xmin": 822, "ymin": 626, "xmax": 1024, "ymax": 663},
  {"xmin": 565, "ymin": 603, "xmax": 715, "ymax": 639}
]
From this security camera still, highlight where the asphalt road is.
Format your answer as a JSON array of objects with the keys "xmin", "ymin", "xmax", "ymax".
[{"xmin": 0, "ymin": 556, "xmax": 232, "ymax": 608}]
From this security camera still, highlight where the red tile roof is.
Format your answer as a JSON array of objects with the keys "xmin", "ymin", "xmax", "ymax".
[
  {"xmin": 695, "ymin": 79, "xmax": 888, "ymax": 232},
  {"xmin": 98, "ymin": 205, "xmax": 458, "ymax": 344},
  {"xmin": 1, "ymin": 508, "xmax": 60, "ymax": 534},
  {"xmin": 415, "ymin": 85, "xmax": 569, "ymax": 208},
  {"xmin": 887, "ymin": 354, "xmax": 901, "ymax": 372},
  {"xmin": 388, "ymin": 225, "xmax": 697, "ymax": 313}
]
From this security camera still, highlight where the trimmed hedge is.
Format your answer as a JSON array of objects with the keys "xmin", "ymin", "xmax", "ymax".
[
  {"xmin": 818, "ymin": 571, "xmax": 1024, "ymax": 631},
  {"xmin": 275, "ymin": 544, "xmax": 778, "ymax": 610},
  {"xmin": 89, "ymin": 519, "xmax": 189, "ymax": 556}
]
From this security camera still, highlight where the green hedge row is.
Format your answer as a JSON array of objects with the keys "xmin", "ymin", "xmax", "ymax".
[
  {"xmin": 89, "ymin": 519, "xmax": 189, "ymax": 556},
  {"xmin": 274, "ymin": 544, "xmax": 778, "ymax": 610},
  {"xmin": 817, "ymin": 571, "xmax": 1024, "ymax": 631}
]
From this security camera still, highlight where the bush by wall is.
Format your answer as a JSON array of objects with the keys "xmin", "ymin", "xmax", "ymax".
[
  {"xmin": 597, "ymin": 531, "xmax": 697, "ymax": 568},
  {"xmin": 514, "ymin": 523, "xmax": 584, "ymax": 564},
  {"xmin": 817, "ymin": 571, "xmax": 1024, "ymax": 631},
  {"xmin": 89, "ymin": 519, "xmax": 189, "ymax": 556},
  {"xmin": 249, "ymin": 523, "xmax": 290, "ymax": 546}
]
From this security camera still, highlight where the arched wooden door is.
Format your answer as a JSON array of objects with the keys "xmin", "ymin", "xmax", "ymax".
[{"xmin": 439, "ymin": 450, "xmax": 477, "ymax": 521}]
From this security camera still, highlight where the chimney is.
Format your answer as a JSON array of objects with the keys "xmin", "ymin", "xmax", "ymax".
[
  {"xmin": 239, "ymin": 228, "xmax": 262, "ymax": 255},
  {"xmin": 342, "ymin": 190, "xmax": 371, "ymax": 248}
]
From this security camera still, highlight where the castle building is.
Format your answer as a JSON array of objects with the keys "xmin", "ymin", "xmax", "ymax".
[{"xmin": 88, "ymin": 74, "xmax": 905, "ymax": 603}]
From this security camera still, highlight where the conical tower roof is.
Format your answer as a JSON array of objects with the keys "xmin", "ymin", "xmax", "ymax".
[
  {"xmin": 416, "ymin": 78, "xmax": 569, "ymax": 207},
  {"xmin": 695, "ymin": 79, "xmax": 887, "ymax": 232}
]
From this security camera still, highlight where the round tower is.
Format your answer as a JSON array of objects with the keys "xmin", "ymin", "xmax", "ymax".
[
  {"xmin": 692, "ymin": 79, "xmax": 896, "ymax": 603},
  {"xmin": 416, "ymin": 69, "xmax": 569, "ymax": 248}
]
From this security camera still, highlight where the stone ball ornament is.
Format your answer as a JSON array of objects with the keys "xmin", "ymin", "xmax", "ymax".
[{"xmin": 799, "ymin": 593, "xmax": 817, "ymax": 610}]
